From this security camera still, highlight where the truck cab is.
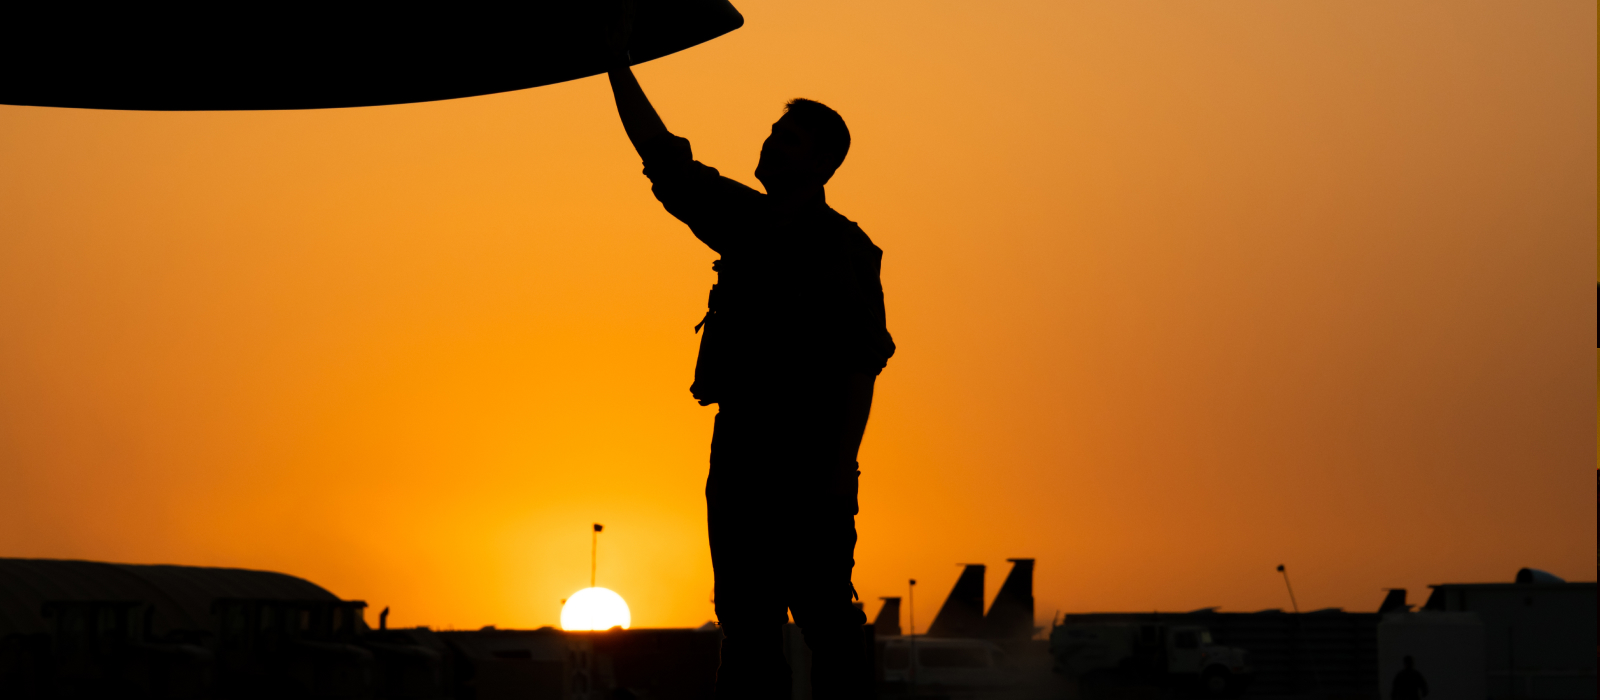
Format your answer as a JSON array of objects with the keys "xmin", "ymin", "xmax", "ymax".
[{"xmin": 1169, "ymin": 625, "xmax": 1250, "ymax": 693}]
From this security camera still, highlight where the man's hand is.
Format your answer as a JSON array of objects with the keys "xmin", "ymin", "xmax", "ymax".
[
  {"xmin": 603, "ymin": 0, "xmax": 636, "ymax": 67},
  {"xmin": 840, "ymin": 373, "xmax": 876, "ymax": 464}
]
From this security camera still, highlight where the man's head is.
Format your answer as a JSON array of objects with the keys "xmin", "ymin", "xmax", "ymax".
[{"xmin": 755, "ymin": 98, "xmax": 850, "ymax": 194}]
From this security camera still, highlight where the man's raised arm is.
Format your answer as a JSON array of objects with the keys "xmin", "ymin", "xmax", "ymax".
[
  {"xmin": 602, "ymin": 0, "xmax": 667, "ymax": 154},
  {"xmin": 608, "ymin": 64, "xmax": 669, "ymax": 155}
]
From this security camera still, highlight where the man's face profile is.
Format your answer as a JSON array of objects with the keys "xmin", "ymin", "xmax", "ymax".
[{"xmin": 755, "ymin": 113, "xmax": 827, "ymax": 193}]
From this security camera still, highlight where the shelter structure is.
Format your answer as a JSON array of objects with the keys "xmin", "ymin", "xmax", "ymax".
[
  {"xmin": 0, "ymin": 558, "xmax": 343, "ymax": 638},
  {"xmin": 1416, "ymin": 568, "xmax": 1595, "ymax": 700}
]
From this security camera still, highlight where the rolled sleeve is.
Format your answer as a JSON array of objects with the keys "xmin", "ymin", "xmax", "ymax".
[
  {"xmin": 639, "ymin": 133, "xmax": 695, "ymax": 177},
  {"xmin": 639, "ymin": 133, "xmax": 761, "ymax": 255}
]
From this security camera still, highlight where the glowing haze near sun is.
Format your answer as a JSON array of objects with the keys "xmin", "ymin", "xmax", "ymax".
[{"xmin": 560, "ymin": 588, "xmax": 632, "ymax": 631}]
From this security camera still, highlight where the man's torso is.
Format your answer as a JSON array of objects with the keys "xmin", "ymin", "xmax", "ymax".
[{"xmin": 641, "ymin": 133, "xmax": 894, "ymax": 403}]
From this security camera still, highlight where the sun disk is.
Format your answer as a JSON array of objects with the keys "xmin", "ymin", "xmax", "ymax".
[{"xmin": 560, "ymin": 587, "xmax": 632, "ymax": 631}]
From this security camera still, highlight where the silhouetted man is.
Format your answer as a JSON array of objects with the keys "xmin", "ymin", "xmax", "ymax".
[
  {"xmin": 607, "ymin": 29, "xmax": 893, "ymax": 700},
  {"xmin": 1391, "ymin": 656, "xmax": 1429, "ymax": 700}
]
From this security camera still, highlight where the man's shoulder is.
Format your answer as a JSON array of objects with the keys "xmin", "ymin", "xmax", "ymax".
[{"xmin": 820, "ymin": 207, "xmax": 881, "ymax": 255}]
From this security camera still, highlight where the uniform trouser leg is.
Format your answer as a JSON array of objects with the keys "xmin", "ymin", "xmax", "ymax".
[
  {"xmin": 786, "ymin": 470, "xmax": 869, "ymax": 700},
  {"xmin": 707, "ymin": 463, "xmax": 791, "ymax": 700},
  {"xmin": 707, "ymin": 405, "xmax": 868, "ymax": 700}
]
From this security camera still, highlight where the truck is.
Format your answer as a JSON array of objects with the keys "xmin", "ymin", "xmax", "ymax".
[{"xmin": 1049, "ymin": 621, "xmax": 1252, "ymax": 697}]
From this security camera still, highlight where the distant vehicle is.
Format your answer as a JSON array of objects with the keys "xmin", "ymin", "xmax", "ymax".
[
  {"xmin": 1049, "ymin": 621, "xmax": 1252, "ymax": 697},
  {"xmin": 878, "ymin": 635, "xmax": 1022, "ymax": 691}
]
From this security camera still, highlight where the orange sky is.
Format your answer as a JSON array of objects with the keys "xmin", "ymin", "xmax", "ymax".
[{"xmin": 0, "ymin": 1, "xmax": 1594, "ymax": 632}]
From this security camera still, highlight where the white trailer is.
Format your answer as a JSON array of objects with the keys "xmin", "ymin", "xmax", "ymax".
[
  {"xmin": 1050, "ymin": 622, "xmax": 1252, "ymax": 696},
  {"xmin": 878, "ymin": 636, "xmax": 1022, "ymax": 691}
]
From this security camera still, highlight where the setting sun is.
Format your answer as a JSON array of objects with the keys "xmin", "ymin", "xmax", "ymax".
[{"xmin": 560, "ymin": 587, "xmax": 632, "ymax": 631}]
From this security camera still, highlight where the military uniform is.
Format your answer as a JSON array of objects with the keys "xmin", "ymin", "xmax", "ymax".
[{"xmin": 641, "ymin": 132, "xmax": 894, "ymax": 700}]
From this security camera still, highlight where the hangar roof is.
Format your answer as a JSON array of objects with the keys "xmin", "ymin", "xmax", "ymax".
[{"xmin": 0, "ymin": 558, "xmax": 340, "ymax": 637}]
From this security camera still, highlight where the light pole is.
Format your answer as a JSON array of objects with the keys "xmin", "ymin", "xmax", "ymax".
[
  {"xmin": 908, "ymin": 578, "xmax": 917, "ymax": 688},
  {"xmin": 1276, "ymin": 564, "xmax": 1299, "ymax": 613},
  {"xmin": 592, "ymin": 523, "xmax": 604, "ymax": 588}
]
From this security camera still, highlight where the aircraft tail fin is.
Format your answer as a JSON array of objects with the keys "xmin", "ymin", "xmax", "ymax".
[
  {"xmin": 982, "ymin": 558, "xmax": 1035, "ymax": 640},
  {"xmin": 874, "ymin": 597, "xmax": 902, "ymax": 636},
  {"xmin": 926, "ymin": 564, "xmax": 985, "ymax": 638},
  {"xmin": 1377, "ymin": 588, "xmax": 1410, "ymax": 614}
]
